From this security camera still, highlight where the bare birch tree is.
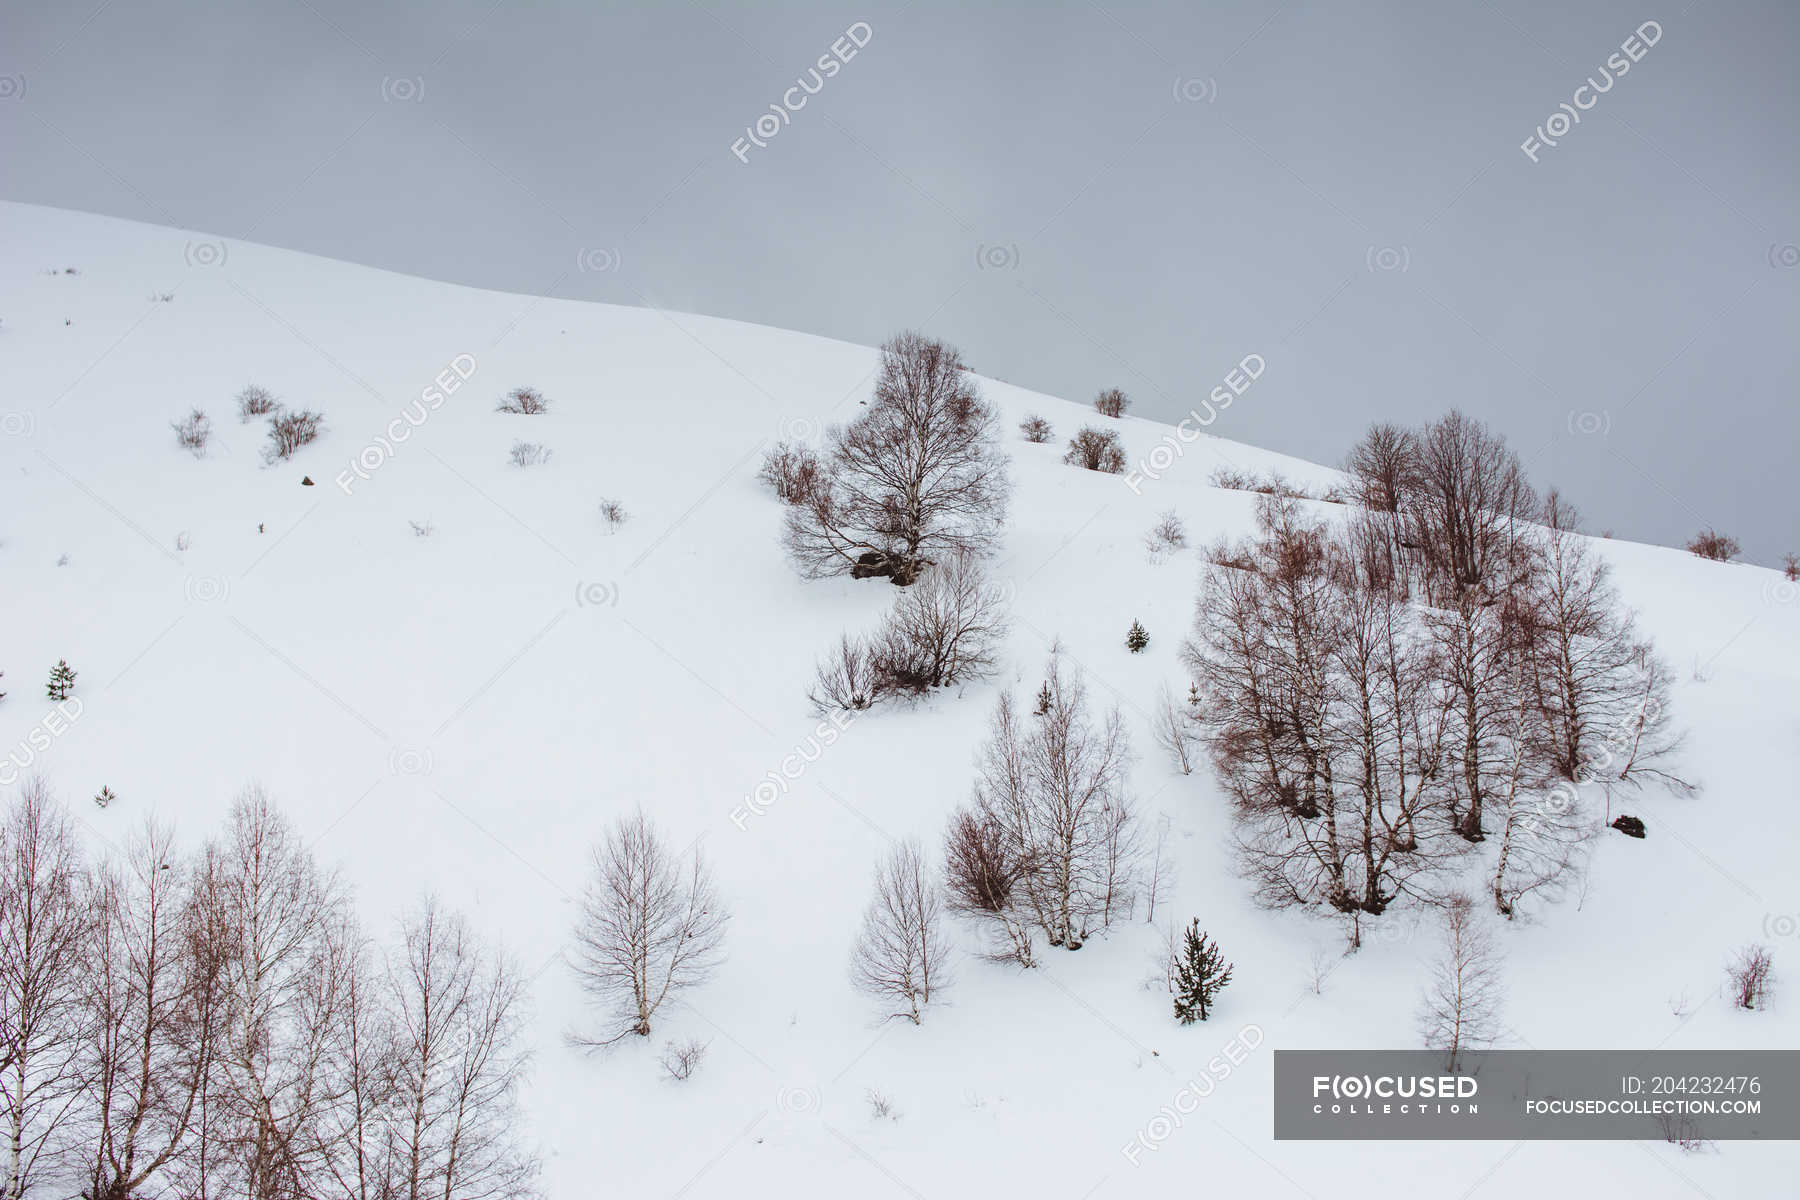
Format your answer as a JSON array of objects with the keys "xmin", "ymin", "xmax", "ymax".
[
  {"xmin": 382, "ymin": 899, "xmax": 536, "ymax": 1200},
  {"xmin": 1416, "ymin": 894, "xmax": 1505, "ymax": 1070},
  {"xmin": 82, "ymin": 818, "xmax": 221, "ymax": 1200},
  {"xmin": 571, "ymin": 813, "xmax": 727, "ymax": 1045},
  {"xmin": 1151, "ymin": 683, "xmax": 1194, "ymax": 775},
  {"xmin": 965, "ymin": 654, "xmax": 1138, "ymax": 952},
  {"xmin": 196, "ymin": 786, "xmax": 355, "ymax": 1200},
  {"xmin": 0, "ymin": 778, "xmax": 92, "ymax": 1200},
  {"xmin": 850, "ymin": 841, "xmax": 949, "ymax": 1024}
]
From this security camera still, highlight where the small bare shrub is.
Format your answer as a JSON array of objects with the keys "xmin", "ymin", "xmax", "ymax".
[
  {"xmin": 1202, "ymin": 539, "xmax": 1257, "ymax": 572},
  {"xmin": 809, "ymin": 633, "xmax": 879, "ymax": 715},
  {"xmin": 148, "ymin": 291, "xmax": 174, "ymax": 303},
  {"xmin": 174, "ymin": 531, "xmax": 191, "ymax": 552},
  {"xmin": 1687, "ymin": 529, "xmax": 1740, "ymax": 562},
  {"xmin": 409, "ymin": 518, "xmax": 435, "ymax": 538},
  {"xmin": 1655, "ymin": 1111, "xmax": 1707, "ymax": 1152},
  {"xmin": 1144, "ymin": 509, "xmax": 1187, "ymax": 558},
  {"xmin": 866, "ymin": 1089, "xmax": 899, "ymax": 1120},
  {"xmin": 868, "ymin": 551, "xmax": 1009, "ymax": 696},
  {"xmin": 659, "ymin": 1038, "xmax": 708, "ymax": 1081},
  {"xmin": 236, "ymin": 384, "xmax": 279, "ymax": 422},
  {"xmin": 172, "ymin": 408, "xmax": 212, "ymax": 457},
  {"xmin": 758, "ymin": 440, "xmax": 822, "ymax": 504},
  {"xmin": 497, "ymin": 386, "xmax": 550, "ymax": 415},
  {"xmin": 264, "ymin": 409, "xmax": 324, "ymax": 462},
  {"xmin": 1782, "ymin": 552, "xmax": 1797, "ymax": 582},
  {"xmin": 1093, "ymin": 387, "xmax": 1129, "ymax": 418},
  {"xmin": 1209, "ymin": 465, "xmax": 1256, "ymax": 491},
  {"xmin": 1019, "ymin": 414, "xmax": 1054, "ymax": 443},
  {"xmin": 599, "ymin": 499, "xmax": 629, "ymax": 530},
  {"xmin": 1064, "ymin": 427, "xmax": 1126, "ymax": 474},
  {"xmin": 509, "ymin": 441, "xmax": 551, "ymax": 468},
  {"xmin": 1726, "ymin": 943, "xmax": 1773, "ymax": 1010}
]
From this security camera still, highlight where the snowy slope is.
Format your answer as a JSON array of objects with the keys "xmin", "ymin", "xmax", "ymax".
[{"xmin": 1, "ymin": 202, "xmax": 1796, "ymax": 1199}]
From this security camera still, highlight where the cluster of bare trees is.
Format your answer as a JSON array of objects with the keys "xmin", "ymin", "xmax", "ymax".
[
  {"xmin": 0, "ymin": 779, "xmax": 538, "ymax": 1200},
  {"xmin": 1185, "ymin": 412, "xmax": 1687, "ymax": 937},
  {"xmin": 942, "ymin": 652, "xmax": 1139, "ymax": 964},
  {"xmin": 778, "ymin": 332, "xmax": 1009, "ymax": 586}
]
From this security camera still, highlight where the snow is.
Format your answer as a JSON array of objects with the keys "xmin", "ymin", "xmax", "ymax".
[{"xmin": 1, "ymin": 201, "xmax": 1796, "ymax": 1198}]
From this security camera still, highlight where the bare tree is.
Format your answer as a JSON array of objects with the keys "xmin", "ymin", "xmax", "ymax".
[
  {"xmin": 941, "ymin": 806, "xmax": 1035, "ymax": 967},
  {"xmin": 972, "ymin": 653, "xmax": 1138, "ymax": 950},
  {"xmin": 82, "ymin": 818, "xmax": 221, "ymax": 1200},
  {"xmin": 869, "ymin": 550, "xmax": 1009, "ymax": 695},
  {"xmin": 850, "ymin": 841, "xmax": 950, "ymax": 1024},
  {"xmin": 1018, "ymin": 415, "xmax": 1053, "ymax": 443},
  {"xmin": 783, "ymin": 332, "xmax": 1009, "ymax": 585},
  {"xmin": 382, "ymin": 898, "xmax": 536, "ymax": 1200},
  {"xmin": 1342, "ymin": 423, "xmax": 1418, "ymax": 596},
  {"xmin": 1063, "ymin": 427, "xmax": 1125, "ymax": 474},
  {"xmin": 1685, "ymin": 529, "xmax": 1740, "ymax": 561},
  {"xmin": 658, "ymin": 1039, "xmax": 706, "ymax": 1082},
  {"xmin": 807, "ymin": 632, "xmax": 880, "ymax": 716},
  {"xmin": 1343, "ymin": 422, "xmax": 1418, "ymax": 515},
  {"xmin": 1526, "ymin": 493, "xmax": 1690, "ymax": 801},
  {"xmin": 1142, "ymin": 815, "xmax": 1174, "ymax": 924},
  {"xmin": 571, "ymin": 813, "xmax": 726, "ymax": 1045},
  {"xmin": 757, "ymin": 441, "xmax": 823, "ymax": 505},
  {"xmin": 1425, "ymin": 587, "xmax": 1521, "ymax": 843},
  {"xmin": 0, "ymin": 778, "xmax": 93, "ymax": 1200},
  {"xmin": 316, "ymin": 920, "xmax": 391, "ymax": 1200},
  {"xmin": 195, "ymin": 786, "xmax": 355, "ymax": 1200},
  {"xmin": 1416, "ymin": 894, "xmax": 1505, "ymax": 1071},
  {"xmin": 1151, "ymin": 683, "xmax": 1194, "ymax": 775},
  {"xmin": 1726, "ymin": 944, "xmax": 1774, "ymax": 1010},
  {"xmin": 1093, "ymin": 388, "xmax": 1129, "ymax": 418},
  {"xmin": 1403, "ymin": 411, "xmax": 1536, "ymax": 603}
]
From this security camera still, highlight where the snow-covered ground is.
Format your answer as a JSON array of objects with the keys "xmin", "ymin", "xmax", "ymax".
[{"xmin": 1, "ymin": 202, "xmax": 1795, "ymax": 1198}]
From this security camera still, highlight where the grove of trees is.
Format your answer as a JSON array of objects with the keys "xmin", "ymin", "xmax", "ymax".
[
  {"xmin": 0, "ymin": 779, "xmax": 538, "ymax": 1200},
  {"xmin": 1184, "ymin": 411, "xmax": 1687, "ymax": 938}
]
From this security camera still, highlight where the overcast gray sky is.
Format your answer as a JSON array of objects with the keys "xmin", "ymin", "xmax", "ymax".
[{"xmin": 4, "ymin": 0, "xmax": 1795, "ymax": 564}]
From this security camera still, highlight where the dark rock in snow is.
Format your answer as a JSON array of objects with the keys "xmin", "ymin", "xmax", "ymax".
[{"xmin": 1611, "ymin": 814, "xmax": 1647, "ymax": 839}]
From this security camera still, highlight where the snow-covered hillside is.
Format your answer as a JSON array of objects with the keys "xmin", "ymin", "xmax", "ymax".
[{"xmin": 1, "ymin": 203, "xmax": 1795, "ymax": 1198}]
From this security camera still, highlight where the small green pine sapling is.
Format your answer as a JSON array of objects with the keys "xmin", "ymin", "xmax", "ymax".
[
  {"xmin": 1172, "ymin": 920, "xmax": 1233, "ymax": 1024},
  {"xmin": 46, "ymin": 659, "xmax": 77, "ymax": 702},
  {"xmin": 94, "ymin": 786, "xmax": 117, "ymax": 809},
  {"xmin": 1126, "ymin": 620, "xmax": 1150, "ymax": 653}
]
